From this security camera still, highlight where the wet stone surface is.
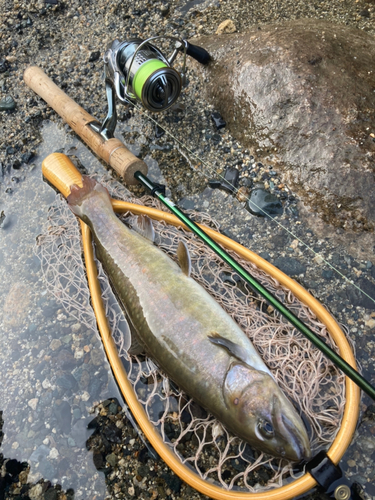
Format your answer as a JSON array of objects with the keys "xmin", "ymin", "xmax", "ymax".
[{"xmin": 193, "ymin": 19, "xmax": 375, "ymax": 255}]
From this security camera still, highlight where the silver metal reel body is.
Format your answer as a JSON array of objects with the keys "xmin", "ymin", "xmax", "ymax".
[{"xmin": 97, "ymin": 36, "xmax": 188, "ymax": 139}]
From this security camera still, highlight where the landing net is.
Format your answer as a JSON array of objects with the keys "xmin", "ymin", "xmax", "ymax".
[{"xmin": 35, "ymin": 179, "xmax": 349, "ymax": 492}]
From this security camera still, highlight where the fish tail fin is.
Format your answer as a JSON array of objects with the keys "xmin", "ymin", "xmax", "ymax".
[{"xmin": 67, "ymin": 176, "xmax": 112, "ymax": 218}]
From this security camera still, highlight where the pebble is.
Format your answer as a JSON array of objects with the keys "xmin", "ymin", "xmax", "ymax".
[
  {"xmin": 74, "ymin": 348, "xmax": 84, "ymax": 359},
  {"xmin": 216, "ymin": 19, "xmax": 236, "ymax": 34},
  {"xmin": 71, "ymin": 323, "xmax": 81, "ymax": 333},
  {"xmin": 106, "ymin": 453, "xmax": 118, "ymax": 467},
  {"xmin": 160, "ymin": 4, "xmax": 169, "ymax": 16},
  {"xmin": 0, "ymin": 95, "xmax": 16, "ymax": 111},
  {"xmin": 28, "ymin": 398, "xmax": 39, "ymax": 410},
  {"xmin": 29, "ymin": 484, "xmax": 43, "ymax": 500},
  {"xmin": 81, "ymin": 391, "xmax": 90, "ymax": 401},
  {"xmin": 49, "ymin": 447, "xmax": 59, "ymax": 459},
  {"xmin": 49, "ymin": 339, "xmax": 62, "ymax": 351},
  {"xmin": 236, "ymin": 186, "xmax": 249, "ymax": 202},
  {"xmin": 90, "ymin": 348, "xmax": 103, "ymax": 366},
  {"xmin": 246, "ymin": 187, "xmax": 283, "ymax": 216}
]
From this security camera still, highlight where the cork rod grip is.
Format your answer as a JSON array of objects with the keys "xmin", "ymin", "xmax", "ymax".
[{"xmin": 24, "ymin": 66, "xmax": 148, "ymax": 185}]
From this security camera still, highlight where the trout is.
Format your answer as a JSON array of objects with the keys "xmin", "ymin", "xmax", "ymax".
[{"xmin": 68, "ymin": 176, "xmax": 311, "ymax": 461}]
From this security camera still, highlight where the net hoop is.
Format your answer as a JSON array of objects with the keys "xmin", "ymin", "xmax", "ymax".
[{"xmin": 42, "ymin": 153, "xmax": 360, "ymax": 500}]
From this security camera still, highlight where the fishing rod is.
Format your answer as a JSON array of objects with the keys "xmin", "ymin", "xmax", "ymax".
[
  {"xmin": 134, "ymin": 171, "xmax": 375, "ymax": 403},
  {"xmin": 24, "ymin": 58, "xmax": 375, "ymax": 401}
]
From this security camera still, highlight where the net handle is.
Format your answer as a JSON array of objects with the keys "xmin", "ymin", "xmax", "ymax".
[{"xmin": 42, "ymin": 152, "xmax": 360, "ymax": 500}]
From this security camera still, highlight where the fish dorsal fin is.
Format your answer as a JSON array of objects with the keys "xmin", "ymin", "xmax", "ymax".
[
  {"xmin": 177, "ymin": 241, "xmax": 191, "ymax": 277},
  {"xmin": 208, "ymin": 333, "xmax": 255, "ymax": 367},
  {"xmin": 130, "ymin": 215, "xmax": 155, "ymax": 242}
]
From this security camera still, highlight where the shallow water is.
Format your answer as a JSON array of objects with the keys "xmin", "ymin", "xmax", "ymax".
[{"xmin": 1, "ymin": 106, "xmax": 375, "ymax": 500}]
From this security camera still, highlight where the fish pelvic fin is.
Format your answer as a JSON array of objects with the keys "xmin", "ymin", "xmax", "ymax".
[
  {"xmin": 177, "ymin": 241, "xmax": 191, "ymax": 277},
  {"xmin": 208, "ymin": 333, "xmax": 254, "ymax": 367},
  {"xmin": 67, "ymin": 176, "xmax": 112, "ymax": 218},
  {"xmin": 128, "ymin": 215, "xmax": 155, "ymax": 242}
]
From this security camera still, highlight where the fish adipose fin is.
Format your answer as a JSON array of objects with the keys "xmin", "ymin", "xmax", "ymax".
[
  {"xmin": 177, "ymin": 241, "xmax": 191, "ymax": 277},
  {"xmin": 208, "ymin": 333, "xmax": 254, "ymax": 367},
  {"xmin": 129, "ymin": 215, "xmax": 155, "ymax": 242}
]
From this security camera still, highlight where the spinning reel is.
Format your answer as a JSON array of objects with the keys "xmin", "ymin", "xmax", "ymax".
[{"xmin": 94, "ymin": 36, "xmax": 211, "ymax": 139}]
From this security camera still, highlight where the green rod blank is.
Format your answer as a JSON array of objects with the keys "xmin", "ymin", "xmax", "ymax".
[{"xmin": 134, "ymin": 171, "xmax": 375, "ymax": 402}]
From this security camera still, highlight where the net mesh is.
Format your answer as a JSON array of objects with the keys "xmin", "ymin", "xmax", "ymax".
[{"xmin": 35, "ymin": 181, "xmax": 350, "ymax": 493}]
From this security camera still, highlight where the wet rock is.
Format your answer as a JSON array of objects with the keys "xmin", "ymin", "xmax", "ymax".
[
  {"xmin": 345, "ymin": 277, "xmax": 375, "ymax": 309},
  {"xmin": 49, "ymin": 339, "xmax": 61, "ymax": 351},
  {"xmin": 273, "ymin": 256, "xmax": 307, "ymax": 276},
  {"xmin": 90, "ymin": 348, "xmax": 103, "ymax": 366},
  {"xmin": 106, "ymin": 453, "xmax": 118, "ymax": 467},
  {"xmin": 211, "ymin": 111, "xmax": 226, "ymax": 130},
  {"xmin": 93, "ymin": 451, "xmax": 106, "ymax": 470},
  {"xmin": 0, "ymin": 95, "xmax": 16, "ymax": 111},
  {"xmin": 246, "ymin": 186, "xmax": 283, "ymax": 216},
  {"xmin": 209, "ymin": 166, "xmax": 239, "ymax": 193},
  {"xmin": 52, "ymin": 349, "xmax": 77, "ymax": 370},
  {"xmin": 161, "ymin": 472, "xmax": 182, "ymax": 493},
  {"xmin": 102, "ymin": 422, "xmax": 122, "ymax": 443},
  {"xmin": 44, "ymin": 488, "xmax": 58, "ymax": 500},
  {"xmin": 56, "ymin": 373, "xmax": 77, "ymax": 390},
  {"xmin": 5, "ymin": 458, "xmax": 25, "ymax": 476},
  {"xmin": 3, "ymin": 282, "xmax": 31, "ymax": 329},
  {"xmin": 88, "ymin": 51, "xmax": 100, "ymax": 62},
  {"xmin": 54, "ymin": 400, "xmax": 71, "ymax": 434},
  {"xmin": 160, "ymin": 4, "xmax": 169, "ymax": 16},
  {"xmin": 29, "ymin": 444, "xmax": 50, "ymax": 463},
  {"xmin": 70, "ymin": 418, "xmax": 94, "ymax": 447},
  {"xmin": 192, "ymin": 20, "xmax": 375, "ymax": 236}
]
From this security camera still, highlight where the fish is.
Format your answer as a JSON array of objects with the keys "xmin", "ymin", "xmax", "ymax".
[{"xmin": 67, "ymin": 176, "xmax": 311, "ymax": 462}]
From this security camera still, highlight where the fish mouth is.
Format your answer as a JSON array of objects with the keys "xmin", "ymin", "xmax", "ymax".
[{"xmin": 282, "ymin": 415, "xmax": 311, "ymax": 462}]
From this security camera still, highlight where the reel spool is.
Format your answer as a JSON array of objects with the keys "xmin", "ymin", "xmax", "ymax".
[{"xmin": 97, "ymin": 36, "xmax": 211, "ymax": 139}]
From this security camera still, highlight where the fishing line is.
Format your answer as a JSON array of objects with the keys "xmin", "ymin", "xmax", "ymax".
[{"xmin": 121, "ymin": 99, "xmax": 375, "ymax": 306}]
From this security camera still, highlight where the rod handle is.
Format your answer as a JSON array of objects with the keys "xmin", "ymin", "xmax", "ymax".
[
  {"xmin": 185, "ymin": 42, "xmax": 211, "ymax": 65},
  {"xmin": 42, "ymin": 153, "xmax": 83, "ymax": 198},
  {"xmin": 24, "ymin": 66, "xmax": 148, "ymax": 185}
]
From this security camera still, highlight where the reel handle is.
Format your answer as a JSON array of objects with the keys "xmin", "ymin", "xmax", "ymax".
[{"xmin": 185, "ymin": 42, "xmax": 211, "ymax": 65}]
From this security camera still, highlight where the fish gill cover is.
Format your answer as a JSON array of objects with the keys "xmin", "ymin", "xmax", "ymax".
[{"xmin": 35, "ymin": 179, "xmax": 349, "ymax": 492}]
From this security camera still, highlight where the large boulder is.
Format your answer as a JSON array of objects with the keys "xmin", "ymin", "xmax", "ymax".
[{"xmin": 192, "ymin": 20, "xmax": 375, "ymax": 239}]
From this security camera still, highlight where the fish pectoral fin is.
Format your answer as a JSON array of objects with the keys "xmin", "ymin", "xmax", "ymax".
[
  {"xmin": 208, "ymin": 333, "xmax": 255, "ymax": 367},
  {"xmin": 128, "ymin": 334, "xmax": 145, "ymax": 356},
  {"xmin": 177, "ymin": 241, "xmax": 191, "ymax": 277},
  {"xmin": 128, "ymin": 325, "xmax": 146, "ymax": 356},
  {"xmin": 129, "ymin": 215, "xmax": 155, "ymax": 242}
]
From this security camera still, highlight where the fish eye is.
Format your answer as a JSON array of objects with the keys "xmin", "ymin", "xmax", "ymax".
[{"xmin": 258, "ymin": 420, "xmax": 274, "ymax": 439}]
